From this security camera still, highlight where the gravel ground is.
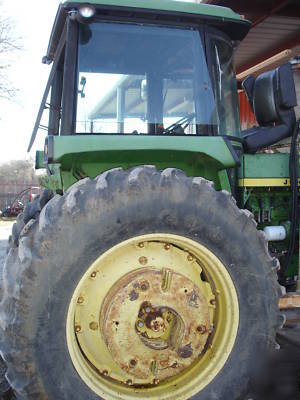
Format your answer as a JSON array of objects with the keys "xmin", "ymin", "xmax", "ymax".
[{"xmin": 0, "ymin": 220, "xmax": 14, "ymax": 269}]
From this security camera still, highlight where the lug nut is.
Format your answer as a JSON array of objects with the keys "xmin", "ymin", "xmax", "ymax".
[
  {"xmin": 102, "ymin": 370, "xmax": 108, "ymax": 376},
  {"xmin": 77, "ymin": 296, "xmax": 84, "ymax": 304},
  {"xmin": 138, "ymin": 242, "xmax": 144, "ymax": 248},
  {"xmin": 75, "ymin": 325, "xmax": 81, "ymax": 333},
  {"xmin": 153, "ymin": 379, "xmax": 160, "ymax": 385},
  {"xmin": 90, "ymin": 271, "xmax": 97, "ymax": 278},
  {"xmin": 89, "ymin": 321, "xmax": 99, "ymax": 331},
  {"xmin": 164, "ymin": 243, "xmax": 170, "ymax": 250},
  {"xmin": 126, "ymin": 379, "xmax": 133, "ymax": 386},
  {"xmin": 210, "ymin": 299, "xmax": 216, "ymax": 306},
  {"xmin": 139, "ymin": 256, "xmax": 148, "ymax": 265},
  {"xmin": 187, "ymin": 254, "xmax": 193, "ymax": 261}
]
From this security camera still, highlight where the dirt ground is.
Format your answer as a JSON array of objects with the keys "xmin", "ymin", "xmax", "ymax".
[{"xmin": 0, "ymin": 220, "xmax": 14, "ymax": 269}]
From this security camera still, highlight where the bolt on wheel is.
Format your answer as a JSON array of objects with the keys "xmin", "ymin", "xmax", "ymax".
[{"xmin": 66, "ymin": 234, "xmax": 239, "ymax": 399}]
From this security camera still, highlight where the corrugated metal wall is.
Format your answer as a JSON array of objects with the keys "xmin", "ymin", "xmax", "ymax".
[{"xmin": 235, "ymin": 16, "xmax": 300, "ymax": 71}]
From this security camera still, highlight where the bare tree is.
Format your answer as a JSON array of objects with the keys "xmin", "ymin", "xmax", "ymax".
[
  {"xmin": 0, "ymin": 6, "xmax": 20, "ymax": 100},
  {"xmin": 0, "ymin": 159, "xmax": 38, "ymax": 184}
]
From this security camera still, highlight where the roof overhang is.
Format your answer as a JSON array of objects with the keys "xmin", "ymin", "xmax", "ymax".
[{"xmin": 202, "ymin": 0, "xmax": 300, "ymax": 75}]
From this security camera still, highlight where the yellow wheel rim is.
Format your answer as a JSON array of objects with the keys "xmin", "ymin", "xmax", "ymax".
[{"xmin": 66, "ymin": 234, "xmax": 239, "ymax": 399}]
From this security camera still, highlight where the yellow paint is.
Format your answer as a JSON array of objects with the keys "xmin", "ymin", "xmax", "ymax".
[
  {"xmin": 238, "ymin": 178, "xmax": 300, "ymax": 187},
  {"xmin": 66, "ymin": 234, "xmax": 239, "ymax": 400}
]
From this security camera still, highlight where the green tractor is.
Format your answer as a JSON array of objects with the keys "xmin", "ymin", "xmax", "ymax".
[{"xmin": 0, "ymin": 1, "xmax": 299, "ymax": 399}]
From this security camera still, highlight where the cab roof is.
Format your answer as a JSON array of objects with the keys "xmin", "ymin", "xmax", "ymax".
[
  {"xmin": 46, "ymin": 0, "xmax": 250, "ymax": 62},
  {"xmin": 63, "ymin": 0, "xmax": 244, "ymax": 21}
]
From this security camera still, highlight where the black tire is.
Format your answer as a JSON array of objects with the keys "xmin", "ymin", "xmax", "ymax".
[
  {"xmin": 0, "ymin": 353, "xmax": 14, "ymax": 400},
  {"xmin": 0, "ymin": 167, "xmax": 280, "ymax": 400},
  {"xmin": 0, "ymin": 189, "xmax": 53, "ymax": 400},
  {"xmin": 9, "ymin": 189, "xmax": 53, "ymax": 248}
]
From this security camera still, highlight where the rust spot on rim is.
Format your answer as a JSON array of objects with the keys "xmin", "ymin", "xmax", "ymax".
[
  {"xmin": 129, "ymin": 359, "xmax": 137, "ymax": 367},
  {"xmin": 129, "ymin": 290, "xmax": 139, "ymax": 301},
  {"xmin": 196, "ymin": 325, "xmax": 207, "ymax": 334},
  {"xmin": 177, "ymin": 343, "xmax": 193, "ymax": 359}
]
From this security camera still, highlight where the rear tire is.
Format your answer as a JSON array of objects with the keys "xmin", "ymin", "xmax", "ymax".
[
  {"xmin": 0, "ymin": 167, "xmax": 280, "ymax": 399},
  {"xmin": 0, "ymin": 356, "xmax": 13, "ymax": 400},
  {"xmin": 0, "ymin": 189, "xmax": 53, "ymax": 399}
]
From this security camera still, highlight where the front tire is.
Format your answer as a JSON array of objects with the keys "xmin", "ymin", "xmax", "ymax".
[{"xmin": 0, "ymin": 167, "xmax": 280, "ymax": 399}]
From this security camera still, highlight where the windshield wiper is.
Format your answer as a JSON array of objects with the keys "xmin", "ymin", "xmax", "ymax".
[{"xmin": 162, "ymin": 113, "xmax": 195, "ymax": 135}]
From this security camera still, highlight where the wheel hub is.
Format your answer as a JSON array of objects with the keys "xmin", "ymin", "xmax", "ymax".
[
  {"xmin": 100, "ymin": 268, "xmax": 210, "ymax": 382},
  {"xmin": 67, "ymin": 234, "xmax": 239, "ymax": 400}
]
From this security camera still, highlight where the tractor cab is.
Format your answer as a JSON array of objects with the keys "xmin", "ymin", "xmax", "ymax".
[
  {"xmin": 29, "ymin": 0, "xmax": 250, "ymax": 152},
  {"xmin": 75, "ymin": 20, "xmax": 238, "ymax": 138}
]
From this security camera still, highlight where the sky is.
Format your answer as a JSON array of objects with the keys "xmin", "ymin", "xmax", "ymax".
[
  {"xmin": 0, "ymin": 0, "xmax": 196, "ymax": 164},
  {"xmin": 0, "ymin": 0, "xmax": 61, "ymax": 163}
]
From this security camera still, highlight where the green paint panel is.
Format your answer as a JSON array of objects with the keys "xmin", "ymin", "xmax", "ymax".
[
  {"xmin": 60, "ymin": 155, "xmax": 223, "ymax": 191},
  {"xmin": 64, "ymin": 0, "xmax": 246, "ymax": 22},
  {"xmin": 51, "ymin": 135, "xmax": 237, "ymax": 168},
  {"xmin": 39, "ymin": 164, "xmax": 63, "ymax": 192},
  {"xmin": 240, "ymin": 153, "xmax": 300, "ymax": 179},
  {"xmin": 35, "ymin": 151, "xmax": 45, "ymax": 170},
  {"xmin": 47, "ymin": 135, "xmax": 238, "ymax": 191}
]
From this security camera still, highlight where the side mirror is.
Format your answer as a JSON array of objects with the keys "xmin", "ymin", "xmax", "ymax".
[{"xmin": 241, "ymin": 63, "xmax": 297, "ymax": 153}]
